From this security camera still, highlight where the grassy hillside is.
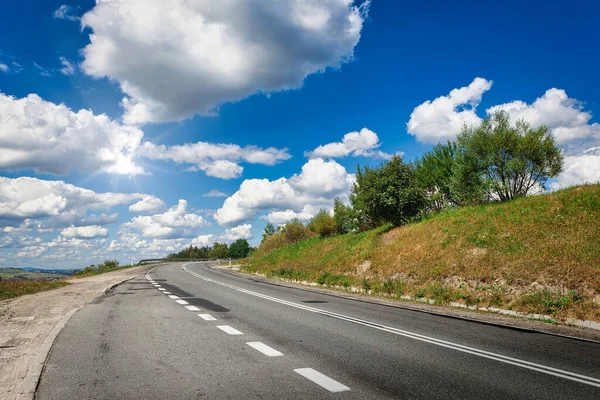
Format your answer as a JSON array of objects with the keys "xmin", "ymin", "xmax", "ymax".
[{"xmin": 244, "ymin": 184, "xmax": 600, "ymax": 321}]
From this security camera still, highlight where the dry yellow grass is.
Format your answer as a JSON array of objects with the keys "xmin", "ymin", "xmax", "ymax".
[
  {"xmin": 0, "ymin": 279, "xmax": 70, "ymax": 301},
  {"xmin": 244, "ymin": 185, "xmax": 600, "ymax": 321}
]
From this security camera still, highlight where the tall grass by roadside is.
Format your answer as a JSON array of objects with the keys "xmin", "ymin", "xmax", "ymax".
[
  {"xmin": 243, "ymin": 184, "xmax": 600, "ymax": 321},
  {"xmin": 0, "ymin": 279, "xmax": 70, "ymax": 301}
]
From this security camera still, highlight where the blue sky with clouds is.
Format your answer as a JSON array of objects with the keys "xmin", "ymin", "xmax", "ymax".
[{"xmin": 1, "ymin": 0, "xmax": 599, "ymax": 269}]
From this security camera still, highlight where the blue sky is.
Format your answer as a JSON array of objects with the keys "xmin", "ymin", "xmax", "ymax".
[{"xmin": 1, "ymin": 0, "xmax": 599, "ymax": 269}]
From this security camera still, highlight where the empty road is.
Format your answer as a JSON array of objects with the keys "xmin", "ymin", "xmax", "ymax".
[{"xmin": 37, "ymin": 262, "xmax": 600, "ymax": 399}]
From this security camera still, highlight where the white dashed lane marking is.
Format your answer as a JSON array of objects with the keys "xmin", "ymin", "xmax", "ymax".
[
  {"xmin": 294, "ymin": 368, "xmax": 350, "ymax": 393},
  {"xmin": 176, "ymin": 299, "xmax": 189, "ymax": 305},
  {"xmin": 185, "ymin": 305, "xmax": 200, "ymax": 311},
  {"xmin": 163, "ymin": 292, "xmax": 171, "ymax": 295},
  {"xmin": 158, "ymin": 288, "xmax": 166, "ymax": 291},
  {"xmin": 246, "ymin": 342, "xmax": 283, "ymax": 357},
  {"xmin": 198, "ymin": 314, "xmax": 217, "ymax": 321},
  {"xmin": 168, "ymin": 295, "xmax": 179, "ymax": 299},
  {"xmin": 217, "ymin": 325, "xmax": 243, "ymax": 335}
]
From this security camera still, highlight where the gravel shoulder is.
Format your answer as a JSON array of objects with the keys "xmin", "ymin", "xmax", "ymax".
[{"xmin": 0, "ymin": 265, "xmax": 154, "ymax": 400}]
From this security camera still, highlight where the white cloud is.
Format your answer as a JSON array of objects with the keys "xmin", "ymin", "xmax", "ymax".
[
  {"xmin": 407, "ymin": 77, "xmax": 493, "ymax": 144},
  {"xmin": 262, "ymin": 209, "xmax": 314, "ymax": 225},
  {"xmin": 0, "ymin": 176, "xmax": 143, "ymax": 222},
  {"xmin": 123, "ymin": 200, "xmax": 208, "ymax": 239},
  {"xmin": 0, "ymin": 93, "xmax": 145, "ymax": 175},
  {"xmin": 139, "ymin": 141, "xmax": 290, "ymax": 179},
  {"xmin": 214, "ymin": 158, "xmax": 354, "ymax": 226},
  {"xmin": 59, "ymin": 57, "xmax": 76, "ymax": 75},
  {"xmin": 61, "ymin": 225, "xmax": 109, "ymax": 239},
  {"xmin": 307, "ymin": 128, "xmax": 392, "ymax": 159},
  {"xmin": 33, "ymin": 62, "xmax": 51, "ymax": 77},
  {"xmin": 53, "ymin": 5, "xmax": 79, "ymax": 21},
  {"xmin": 0, "ymin": 63, "xmax": 8, "ymax": 73},
  {"xmin": 204, "ymin": 190, "xmax": 227, "ymax": 198},
  {"xmin": 80, "ymin": 0, "xmax": 368, "ymax": 124},
  {"xmin": 551, "ymin": 148, "xmax": 600, "ymax": 189},
  {"xmin": 220, "ymin": 224, "xmax": 253, "ymax": 242},
  {"xmin": 407, "ymin": 80, "xmax": 600, "ymax": 189},
  {"xmin": 486, "ymin": 88, "xmax": 600, "ymax": 154},
  {"xmin": 128, "ymin": 196, "xmax": 165, "ymax": 214}
]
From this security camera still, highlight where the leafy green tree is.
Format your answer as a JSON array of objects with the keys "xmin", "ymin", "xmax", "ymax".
[
  {"xmin": 351, "ymin": 155, "xmax": 427, "ymax": 228},
  {"xmin": 208, "ymin": 242, "xmax": 229, "ymax": 258},
  {"xmin": 332, "ymin": 198, "xmax": 356, "ymax": 234},
  {"xmin": 457, "ymin": 111, "xmax": 564, "ymax": 201},
  {"xmin": 308, "ymin": 210, "xmax": 337, "ymax": 237},
  {"xmin": 416, "ymin": 141, "xmax": 459, "ymax": 210},
  {"xmin": 282, "ymin": 219, "xmax": 316, "ymax": 243},
  {"xmin": 261, "ymin": 222, "xmax": 276, "ymax": 243},
  {"xmin": 227, "ymin": 239, "xmax": 251, "ymax": 258}
]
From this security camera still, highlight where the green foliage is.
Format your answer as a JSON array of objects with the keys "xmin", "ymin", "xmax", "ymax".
[
  {"xmin": 333, "ymin": 198, "xmax": 356, "ymax": 234},
  {"xmin": 262, "ymin": 222, "xmax": 276, "ymax": 243},
  {"xmin": 521, "ymin": 289, "xmax": 583, "ymax": 315},
  {"xmin": 281, "ymin": 219, "xmax": 316, "ymax": 243},
  {"xmin": 209, "ymin": 242, "xmax": 229, "ymax": 259},
  {"xmin": 227, "ymin": 239, "xmax": 251, "ymax": 259},
  {"xmin": 457, "ymin": 111, "xmax": 564, "ymax": 201},
  {"xmin": 351, "ymin": 155, "xmax": 427, "ymax": 228},
  {"xmin": 167, "ymin": 245, "xmax": 212, "ymax": 259},
  {"xmin": 308, "ymin": 209, "xmax": 337, "ymax": 237},
  {"xmin": 415, "ymin": 141, "xmax": 459, "ymax": 210},
  {"xmin": 74, "ymin": 260, "xmax": 121, "ymax": 277}
]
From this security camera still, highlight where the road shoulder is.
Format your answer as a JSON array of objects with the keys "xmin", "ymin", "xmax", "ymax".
[{"xmin": 0, "ymin": 264, "xmax": 155, "ymax": 400}]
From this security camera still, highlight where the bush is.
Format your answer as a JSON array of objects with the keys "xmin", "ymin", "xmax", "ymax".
[
  {"xmin": 282, "ymin": 219, "xmax": 316, "ymax": 243},
  {"xmin": 308, "ymin": 210, "xmax": 337, "ymax": 238}
]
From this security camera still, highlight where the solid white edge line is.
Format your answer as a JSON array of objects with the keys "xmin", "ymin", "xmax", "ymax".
[
  {"xmin": 217, "ymin": 325, "xmax": 243, "ymax": 335},
  {"xmin": 181, "ymin": 264, "xmax": 600, "ymax": 388},
  {"xmin": 294, "ymin": 368, "xmax": 350, "ymax": 393},
  {"xmin": 176, "ymin": 299, "xmax": 189, "ymax": 305},
  {"xmin": 246, "ymin": 342, "xmax": 283, "ymax": 357},
  {"xmin": 198, "ymin": 314, "xmax": 217, "ymax": 321},
  {"xmin": 185, "ymin": 305, "xmax": 200, "ymax": 311}
]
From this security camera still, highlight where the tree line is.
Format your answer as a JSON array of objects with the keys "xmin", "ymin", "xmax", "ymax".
[
  {"xmin": 167, "ymin": 239, "xmax": 252, "ymax": 260},
  {"xmin": 260, "ymin": 111, "xmax": 564, "ymax": 250}
]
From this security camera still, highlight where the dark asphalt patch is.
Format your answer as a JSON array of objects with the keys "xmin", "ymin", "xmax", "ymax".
[{"xmin": 185, "ymin": 297, "xmax": 230, "ymax": 313}]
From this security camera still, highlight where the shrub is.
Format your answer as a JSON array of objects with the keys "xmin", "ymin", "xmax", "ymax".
[{"xmin": 308, "ymin": 210, "xmax": 337, "ymax": 238}]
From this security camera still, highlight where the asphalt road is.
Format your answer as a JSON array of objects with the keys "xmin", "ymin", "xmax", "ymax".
[{"xmin": 37, "ymin": 262, "xmax": 600, "ymax": 399}]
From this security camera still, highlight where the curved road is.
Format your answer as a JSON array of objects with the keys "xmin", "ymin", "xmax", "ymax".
[{"xmin": 37, "ymin": 262, "xmax": 600, "ymax": 399}]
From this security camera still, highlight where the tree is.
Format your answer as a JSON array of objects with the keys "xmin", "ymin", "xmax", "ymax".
[
  {"xmin": 308, "ymin": 210, "xmax": 337, "ymax": 237},
  {"xmin": 208, "ymin": 242, "xmax": 229, "ymax": 258},
  {"xmin": 416, "ymin": 141, "xmax": 459, "ymax": 210},
  {"xmin": 332, "ymin": 198, "xmax": 356, "ymax": 234},
  {"xmin": 228, "ymin": 239, "xmax": 251, "ymax": 259},
  {"xmin": 261, "ymin": 222, "xmax": 276, "ymax": 243},
  {"xmin": 351, "ymin": 155, "xmax": 427, "ymax": 228},
  {"xmin": 281, "ymin": 218, "xmax": 316, "ymax": 243},
  {"xmin": 457, "ymin": 111, "xmax": 564, "ymax": 201}
]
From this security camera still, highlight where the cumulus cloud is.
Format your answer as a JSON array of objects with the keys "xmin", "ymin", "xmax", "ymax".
[
  {"xmin": 0, "ymin": 93, "xmax": 145, "ymax": 175},
  {"xmin": 59, "ymin": 57, "xmax": 76, "ymax": 75},
  {"xmin": 407, "ymin": 80, "xmax": 600, "ymax": 188},
  {"xmin": 220, "ymin": 224, "xmax": 253, "ymax": 242},
  {"xmin": 0, "ymin": 63, "xmax": 8, "ymax": 73},
  {"xmin": 407, "ymin": 77, "xmax": 493, "ymax": 144},
  {"xmin": 307, "ymin": 128, "xmax": 392, "ymax": 159},
  {"xmin": 53, "ymin": 5, "xmax": 79, "ymax": 21},
  {"xmin": 262, "ymin": 209, "xmax": 314, "ymax": 225},
  {"xmin": 139, "ymin": 141, "xmax": 290, "ymax": 179},
  {"xmin": 80, "ymin": 0, "xmax": 369, "ymax": 124},
  {"xmin": 214, "ymin": 158, "xmax": 354, "ymax": 226},
  {"xmin": 204, "ymin": 190, "xmax": 227, "ymax": 198},
  {"xmin": 123, "ymin": 200, "xmax": 208, "ymax": 239},
  {"xmin": 129, "ymin": 196, "xmax": 165, "ymax": 214},
  {"xmin": 60, "ymin": 225, "xmax": 109, "ymax": 239},
  {"xmin": 0, "ymin": 176, "xmax": 143, "ymax": 223}
]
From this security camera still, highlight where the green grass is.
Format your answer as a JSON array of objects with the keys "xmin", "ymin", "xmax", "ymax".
[
  {"xmin": 244, "ymin": 184, "xmax": 600, "ymax": 321},
  {"xmin": 0, "ymin": 279, "xmax": 70, "ymax": 301}
]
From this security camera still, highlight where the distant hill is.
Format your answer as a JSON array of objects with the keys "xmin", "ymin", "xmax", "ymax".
[{"xmin": 0, "ymin": 267, "xmax": 75, "ymax": 280}]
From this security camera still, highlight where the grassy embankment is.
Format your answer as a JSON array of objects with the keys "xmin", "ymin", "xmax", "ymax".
[
  {"xmin": 0, "ymin": 280, "xmax": 70, "ymax": 301},
  {"xmin": 243, "ymin": 185, "xmax": 600, "ymax": 322}
]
